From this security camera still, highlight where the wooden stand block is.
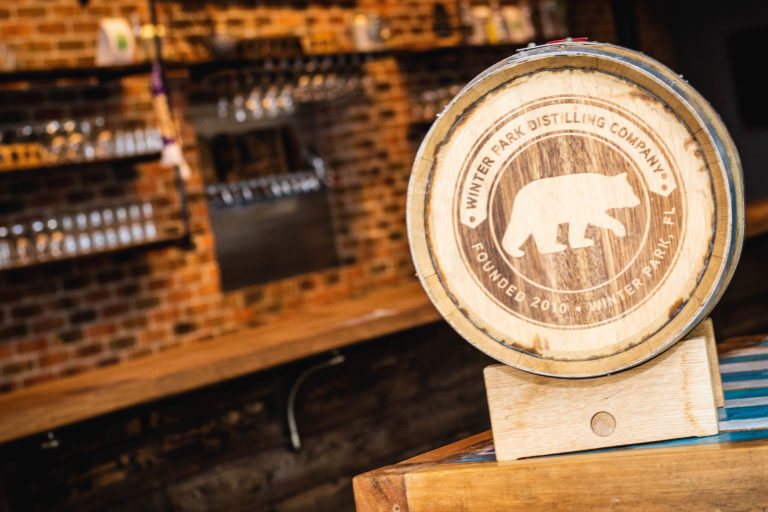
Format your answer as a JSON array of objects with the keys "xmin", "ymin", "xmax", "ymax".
[
  {"xmin": 485, "ymin": 334, "xmax": 720, "ymax": 461},
  {"xmin": 689, "ymin": 318, "xmax": 725, "ymax": 407},
  {"xmin": 408, "ymin": 42, "xmax": 744, "ymax": 379}
]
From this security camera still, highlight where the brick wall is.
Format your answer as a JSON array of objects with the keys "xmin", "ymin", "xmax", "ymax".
[
  {"xmin": 156, "ymin": 0, "xmax": 463, "ymax": 61},
  {"xmin": 0, "ymin": 0, "xmax": 462, "ymax": 69},
  {"xmin": 0, "ymin": 76, "xmax": 205, "ymax": 389},
  {"xmin": 0, "ymin": 0, "xmax": 514, "ymax": 392},
  {"xmin": 0, "ymin": 0, "xmax": 668, "ymax": 393},
  {"xmin": 0, "ymin": 1, "xmax": 150, "ymax": 70}
]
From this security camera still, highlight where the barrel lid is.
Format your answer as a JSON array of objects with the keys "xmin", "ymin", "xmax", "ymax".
[{"xmin": 407, "ymin": 42, "xmax": 743, "ymax": 377}]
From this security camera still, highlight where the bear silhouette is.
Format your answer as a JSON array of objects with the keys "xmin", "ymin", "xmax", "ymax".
[{"xmin": 501, "ymin": 172, "xmax": 641, "ymax": 258}]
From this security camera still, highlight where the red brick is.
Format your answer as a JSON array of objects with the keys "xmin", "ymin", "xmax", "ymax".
[
  {"xmin": 17, "ymin": 338, "xmax": 48, "ymax": 354},
  {"xmin": 179, "ymin": 271, "xmax": 202, "ymax": 284},
  {"xmin": 109, "ymin": 336, "xmax": 137, "ymax": 351},
  {"xmin": 140, "ymin": 329, "xmax": 168, "ymax": 344},
  {"xmin": 168, "ymin": 290, "xmax": 192, "ymax": 302},
  {"xmin": 1, "ymin": 23, "xmax": 32, "ymax": 37},
  {"xmin": 83, "ymin": 289, "xmax": 113, "ymax": 303},
  {"xmin": 23, "ymin": 373, "xmax": 56, "ymax": 387},
  {"xmin": 136, "ymin": 296, "xmax": 161, "ymax": 310},
  {"xmin": 128, "ymin": 348, "xmax": 153, "ymax": 360},
  {"xmin": 87, "ymin": 323, "xmax": 119, "ymax": 338},
  {"xmin": 17, "ymin": 7, "xmax": 46, "ymax": 18},
  {"xmin": 0, "ymin": 344, "xmax": 15, "ymax": 359},
  {"xmin": 103, "ymin": 303, "xmax": 131, "ymax": 318},
  {"xmin": 37, "ymin": 22, "xmax": 66, "ymax": 34},
  {"xmin": 2, "ymin": 359, "xmax": 34, "ymax": 377},
  {"xmin": 0, "ymin": 323, "xmax": 28, "ymax": 340},
  {"xmin": 23, "ymin": 41, "xmax": 54, "ymax": 52},
  {"xmin": 32, "ymin": 317, "xmax": 64, "ymax": 334},
  {"xmin": 84, "ymin": 5, "xmax": 113, "ymax": 16},
  {"xmin": 185, "ymin": 304, "xmax": 208, "ymax": 315},
  {"xmin": 11, "ymin": 303, "xmax": 43, "ymax": 319},
  {"xmin": 52, "ymin": 6, "xmax": 78, "ymax": 16},
  {"xmin": 136, "ymin": 182, "xmax": 160, "ymax": 195},
  {"xmin": 122, "ymin": 315, "xmax": 148, "ymax": 330},
  {"xmin": 148, "ymin": 278, "xmax": 171, "ymax": 291},
  {"xmin": 72, "ymin": 22, "xmax": 99, "ymax": 32},
  {"xmin": 199, "ymin": 281, "xmax": 222, "ymax": 295},
  {"xmin": 57, "ymin": 40, "xmax": 87, "ymax": 51},
  {"xmin": 150, "ymin": 306, "xmax": 175, "ymax": 322},
  {"xmin": 77, "ymin": 344, "xmax": 103, "ymax": 358},
  {"xmin": 39, "ymin": 351, "xmax": 69, "ymax": 368},
  {"xmin": 60, "ymin": 364, "xmax": 90, "ymax": 377},
  {"xmin": 42, "ymin": 57, "xmax": 70, "ymax": 68},
  {"xmin": 231, "ymin": 308, "xmax": 255, "ymax": 323},
  {"xmin": 97, "ymin": 356, "xmax": 120, "ymax": 368}
]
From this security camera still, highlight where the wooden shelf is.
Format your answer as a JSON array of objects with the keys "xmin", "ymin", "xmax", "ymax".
[
  {"xmin": 0, "ymin": 63, "xmax": 152, "ymax": 84},
  {"xmin": 0, "ymin": 281, "xmax": 440, "ymax": 444},
  {"xmin": 0, "ymin": 42, "xmax": 524, "ymax": 86},
  {"xmin": 0, "ymin": 226, "xmax": 187, "ymax": 273},
  {"xmin": 167, "ymin": 42, "xmax": 525, "ymax": 79},
  {"xmin": 0, "ymin": 151, "xmax": 161, "ymax": 176},
  {"xmin": 169, "ymin": 52, "xmax": 379, "ymax": 80}
]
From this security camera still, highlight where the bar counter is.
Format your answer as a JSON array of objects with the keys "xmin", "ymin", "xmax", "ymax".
[
  {"xmin": 0, "ymin": 281, "xmax": 439, "ymax": 444},
  {"xmin": 354, "ymin": 335, "xmax": 768, "ymax": 511}
]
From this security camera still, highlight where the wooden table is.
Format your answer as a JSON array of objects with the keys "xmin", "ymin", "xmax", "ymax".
[{"xmin": 354, "ymin": 336, "xmax": 768, "ymax": 511}]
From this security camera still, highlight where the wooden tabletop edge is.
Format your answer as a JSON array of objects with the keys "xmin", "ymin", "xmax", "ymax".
[{"xmin": 0, "ymin": 281, "xmax": 441, "ymax": 444}]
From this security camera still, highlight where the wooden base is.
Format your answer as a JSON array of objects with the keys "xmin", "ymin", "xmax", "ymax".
[
  {"xmin": 485, "ymin": 320, "xmax": 723, "ymax": 460},
  {"xmin": 354, "ymin": 334, "xmax": 768, "ymax": 512}
]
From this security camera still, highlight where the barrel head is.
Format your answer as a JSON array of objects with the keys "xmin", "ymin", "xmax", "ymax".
[{"xmin": 407, "ymin": 42, "xmax": 743, "ymax": 377}]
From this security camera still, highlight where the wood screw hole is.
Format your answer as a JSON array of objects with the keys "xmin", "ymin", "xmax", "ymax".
[{"xmin": 590, "ymin": 411, "xmax": 616, "ymax": 436}]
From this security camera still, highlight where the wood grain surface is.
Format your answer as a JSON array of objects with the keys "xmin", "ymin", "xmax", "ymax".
[
  {"xmin": 404, "ymin": 440, "xmax": 768, "ymax": 511},
  {"xmin": 356, "ymin": 434, "xmax": 768, "ymax": 512},
  {"xmin": 689, "ymin": 317, "xmax": 726, "ymax": 407},
  {"xmin": 485, "ymin": 335, "xmax": 718, "ymax": 460},
  {"xmin": 0, "ymin": 282, "xmax": 440, "ymax": 444},
  {"xmin": 354, "ymin": 336, "xmax": 768, "ymax": 512},
  {"xmin": 407, "ymin": 41, "xmax": 744, "ymax": 377}
]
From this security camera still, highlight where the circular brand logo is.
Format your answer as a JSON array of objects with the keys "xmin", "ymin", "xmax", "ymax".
[
  {"xmin": 413, "ymin": 51, "xmax": 733, "ymax": 376},
  {"xmin": 453, "ymin": 97, "xmax": 684, "ymax": 328}
]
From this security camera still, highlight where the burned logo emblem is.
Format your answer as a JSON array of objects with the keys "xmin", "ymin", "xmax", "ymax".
[
  {"xmin": 446, "ymin": 95, "xmax": 685, "ymax": 328},
  {"xmin": 501, "ymin": 172, "xmax": 641, "ymax": 258},
  {"xmin": 413, "ymin": 54, "xmax": 729, "ymax": 376}
]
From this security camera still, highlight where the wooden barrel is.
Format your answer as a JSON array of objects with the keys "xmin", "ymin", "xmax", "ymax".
[{"xmin": 407, "ymin": 42, "xmax": 744, "ymax": 377}]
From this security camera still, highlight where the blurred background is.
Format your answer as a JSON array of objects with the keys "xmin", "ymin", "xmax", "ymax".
[{"xmin": 0, "ymin": 0, "xmax": 767, "ymax": 510}]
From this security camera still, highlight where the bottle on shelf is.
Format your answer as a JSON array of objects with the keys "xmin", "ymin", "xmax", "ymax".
[
  {"xmin": 0, "ymin": 201, "xmax": 161, "ymax": 270},
  {"xmin": 488, "ymin": 0, "xmax": 508, "ymax": 44},
  {"xmin": 0, "ymin": 226, "xmax": 11, "ymax": 268}
]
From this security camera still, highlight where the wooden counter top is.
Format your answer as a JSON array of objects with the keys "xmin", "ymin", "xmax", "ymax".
[
  {"xmin": 746, "ymin": 196, "xmax": 768, "ymax": 239},
  {"xmin": 0, "ymin": 281, "xmax": 440, "ymax": 444},
  {"xmin": 354, "ymin": 336, "xmax": 768, "ymax": 511}
]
